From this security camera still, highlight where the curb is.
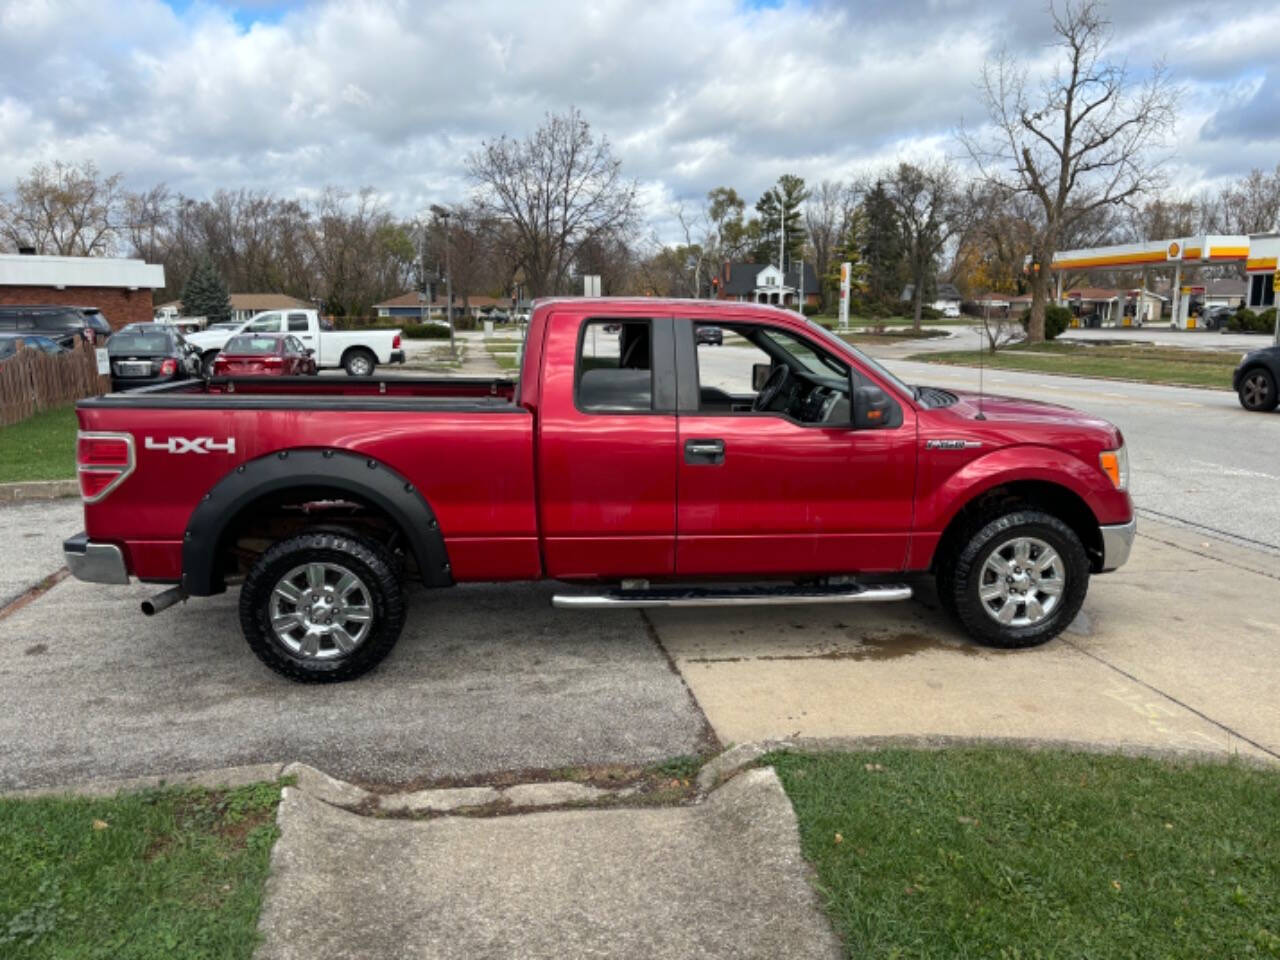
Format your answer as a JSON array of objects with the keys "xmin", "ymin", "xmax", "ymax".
[
  {"xmin": 0, "ymin": 479, "xmax": 79, "ymax": 502},
  {"xmin": 1, "ymin": 762, "xmax": 287, "ymax": 799},
  {"xmin": 6, "ymin": 735, "xmax": 1271, "ymax": 804}
]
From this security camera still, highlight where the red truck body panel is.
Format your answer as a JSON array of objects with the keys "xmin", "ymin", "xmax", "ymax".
[{"xmin": 75, "ymin": 298, "xmax": 1132, "ymax": 588}]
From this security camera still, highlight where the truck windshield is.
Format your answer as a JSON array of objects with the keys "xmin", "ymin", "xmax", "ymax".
[{"xmin": 803, "ymin": 318, "xmax": 915, "ymax": 400}]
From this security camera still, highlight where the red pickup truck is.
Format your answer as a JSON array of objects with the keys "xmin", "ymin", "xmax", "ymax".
[{"xmin": 65, "ymin": 299, "xmax": 1134, "ymax": 682}]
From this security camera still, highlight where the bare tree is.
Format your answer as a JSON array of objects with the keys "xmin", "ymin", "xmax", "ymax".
[
  {"xmin": 805, "ymin": 180, "xmax": 852, "ymax": 310},
  {"xmin": 961, "ymin": 0, "xmax": 1177, "ymax": 341},
  {"xmin": 467, "ymin": 108, "xmax": 639, "ymax": 297},
  {"xmin": 884, "ymin": 162, "xmax": 965, "ymax": 329},
  {"xmin": 674, "ymin": 202, "xmax": 713, "ymax": 297},
  {"xmin": 1218, "ymin": 165, "xmax": 1280, "ymax": 235},
  {"xmin": 0, "ymin": 160, "xmax": 123, "ymax": 255}
]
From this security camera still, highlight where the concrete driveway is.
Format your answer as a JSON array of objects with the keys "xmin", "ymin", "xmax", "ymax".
[
  {"xmin": 652, "ymin": 517, "xmax": 1280, "ymax": 763},
  {"xmin": 0, "ymin": 576, "xmax": 711, "ymax": 791}
]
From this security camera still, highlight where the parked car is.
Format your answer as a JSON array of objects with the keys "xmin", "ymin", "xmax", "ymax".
[
  {"xmin": 0, "ymin": 332, "xmax": 66, "ymax": 361},
  {"xmin": 106, "ymin": 326, "xmax": 201, "ymax": 391},
  {"xmin": 695, "ymin": 325, "xmax": 724, "ymax": 346},
  {"xmin": 212, "ymin": 334, "xmax": 318, "ymax": 376},
  {"xmin": 0, "ymin": 305, "xmax": 111, "ymax": 347},
  {"xmin": 1234, "ymin": 346, "xmax": 1279, "ymax": 412},
  {"xmin": 185, "ymin": 309, "xmax": 403, "ymax": 377},
  {"xmin": 66, "ymin": 298, "xmax": 1135, "ymax": 683},
  {"xmin": 1202, "ymin": 306, "xmax": 1234, "ymax": 331}
]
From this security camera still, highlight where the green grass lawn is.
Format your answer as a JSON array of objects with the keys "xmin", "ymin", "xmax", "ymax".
[
  {"xmin": 0, "ymin": 405, "xmax": 79, "ymax": 483},
  {"xmin": 771, "ymin": 748, "xmax": 1280, "ymax": 959},
  {"xmin": 910, "ymin": 340, "xmax": 1240, "ymax": 389},
  {"xmin": 0, "ymin": 780, "xmax": 284, "ymax": 959}
]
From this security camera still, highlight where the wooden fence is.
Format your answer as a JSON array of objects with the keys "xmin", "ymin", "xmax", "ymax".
[{"xmin": 0, "ymin": 339, "xmax": 111, "ymax": 427}]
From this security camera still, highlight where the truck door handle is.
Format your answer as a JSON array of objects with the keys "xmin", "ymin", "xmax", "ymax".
[{"xmin": 684, "ymin": 438, "xmax": 725, "ymax": 465}]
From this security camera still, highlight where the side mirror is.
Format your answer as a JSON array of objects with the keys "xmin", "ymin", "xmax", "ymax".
[
  {"xmin": 853, "ymin": 384, "xmax": 892, "ymax": 429},
  {"xmin": 752, "ymin": 363, "xmax": 772, "ymax": 391},
  {"xmin": 305, "ymin": 348, "xmax": 316, "ymax": 356}
]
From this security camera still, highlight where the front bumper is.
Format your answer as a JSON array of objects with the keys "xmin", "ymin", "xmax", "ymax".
[
  {"xmin": 63, "ymin": 532, "xmax": 130, "ymax": 585},
  {"xmin": 390, "ymin": 350, "xmax": 406, "ymax": 364},
  {"xmin": 1098, "ymin": 518, "xmax": 1137, "ymax": 572}
]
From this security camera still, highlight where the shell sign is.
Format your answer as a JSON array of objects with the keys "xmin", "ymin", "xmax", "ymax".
[{"xmin": 1166, "ymin": 241, "xmax": 1181, "ymax": 260}]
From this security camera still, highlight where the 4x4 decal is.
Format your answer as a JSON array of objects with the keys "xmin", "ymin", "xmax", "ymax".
[{"xmin": 144, "ymin": 436, "xmax": 236, "ymax": 454}]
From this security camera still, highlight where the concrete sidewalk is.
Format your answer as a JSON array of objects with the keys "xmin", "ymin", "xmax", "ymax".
[{"xmin": 256, "ymin": 767, "xmax": 841, "ymax": 960}]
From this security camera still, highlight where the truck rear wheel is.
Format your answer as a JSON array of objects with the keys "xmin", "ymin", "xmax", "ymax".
[
  {"xmin": 343, "ymin": 348, "xmax": 376, "ymax": 376},
  {"xmin": 239, "ymin": 530, "xmax": 405, "ymax": 682},
  {"xmin": 941, "ymin": 509, "xmax": 1088, "ymax": 649}
]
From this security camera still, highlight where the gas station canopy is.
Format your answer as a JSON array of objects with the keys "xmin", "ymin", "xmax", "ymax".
[{"xmin": 1049, "ymin": 234, "xmax": 1279, "ymax": 330}]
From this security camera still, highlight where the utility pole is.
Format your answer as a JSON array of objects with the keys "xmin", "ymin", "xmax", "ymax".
[{"xmin": 430, "ymin": 204, "xmax": 455, "ymax": 360}]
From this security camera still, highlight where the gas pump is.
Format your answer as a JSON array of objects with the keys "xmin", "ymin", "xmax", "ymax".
[{"xmin": 1174, "ymin": 285, "xmax": 1205, "ymax": 329}]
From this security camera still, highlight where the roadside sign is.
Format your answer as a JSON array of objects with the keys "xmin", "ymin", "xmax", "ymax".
[
  {"xmin": 838, "ymin": 262, "xmax": 851, "ymax": 330},
  {"xmin": 95, "ymin": 348, "xmax": 110, "ymax": 375},
  {"xmin": 1272, "ymin": 271, "xmax": 1279, "ymax": 293}
]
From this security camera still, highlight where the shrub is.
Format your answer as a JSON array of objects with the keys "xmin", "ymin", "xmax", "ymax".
[
  {"xmin": 1019, "ymin": 303, "xmax": 1072, "ymax": 340},
  {"xmin": 401, "ymin": 323, "xmax": 452, "ymax": 339},
  {"xmin": 1227, "ymin": 307, "xmax": 1274, "ymax": 334},
  {"xmin": 919, "ymin": 305, "xmax": 944, "ymax": 321},
  {"xmin": 801, "ymin": 303, "xmax": 821, "ymax": 317}
]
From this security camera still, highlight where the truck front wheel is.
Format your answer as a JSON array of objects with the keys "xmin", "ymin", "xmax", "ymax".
[
  {"xmin": 941, "ymin": 509, "xmax": 1089, "ymax": 649},
  {"xmin": 239, "ymin": 530, "xmax": 406, "ymax": 682},
  {"xmin": 343, "ymin": 348, "xmax": 376, "ymax": 376}
]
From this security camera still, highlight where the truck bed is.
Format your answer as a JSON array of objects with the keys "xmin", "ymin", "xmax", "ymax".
[{"xmin": 86, "ymin": 375, "xmax": 519, "ymax": 408}]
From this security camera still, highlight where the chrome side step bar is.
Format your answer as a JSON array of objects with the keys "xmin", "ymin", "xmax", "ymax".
[{"xmin": 552, "ymin": 583, "xmax": 913, "ymax": 610}]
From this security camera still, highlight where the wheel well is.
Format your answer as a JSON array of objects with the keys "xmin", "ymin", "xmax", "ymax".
[
  {"xmin": 341, "ymin": 345, "xmax": 375, "ymax": 364},
  {"xmin": 214, "ymin": 485, "xmax": 413, "ymax": 586},
  {"xmin": 934, "ymin": 481, "xmax": 1104, "ymax": 573}
]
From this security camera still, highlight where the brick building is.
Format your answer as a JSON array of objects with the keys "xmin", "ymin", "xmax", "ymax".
[{"xmin": 0, "ymin": 252, "xmax": 165, "ymax": 330}]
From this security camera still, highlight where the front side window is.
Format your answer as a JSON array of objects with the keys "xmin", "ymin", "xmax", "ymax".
[{"xmin": 576, "ymin": 320, "xmax": 653, "ymax": 413}]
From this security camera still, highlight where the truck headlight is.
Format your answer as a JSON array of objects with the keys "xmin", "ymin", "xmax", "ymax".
[{"xmin": 1099, "ymin": 445, "xmax": 1129, "ymax": 491}]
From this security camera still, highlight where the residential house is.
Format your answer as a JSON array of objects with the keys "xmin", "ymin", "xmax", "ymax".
[
  {"xmin": 156, "ymin": 293, "xmax": 313, "ymax": 326},
  {"xmin": 713, "ymin": 262, "xmax": 821, "ymax": 308},
  {"xmin": 373, "ymin": 291, "xmax": 512, "ymax": 321},
  {"xmin": 900, "ymin": 283, "xmax": 962, "ymax": 316}
]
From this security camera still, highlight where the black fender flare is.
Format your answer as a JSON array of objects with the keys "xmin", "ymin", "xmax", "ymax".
[{"xmin": 181, "ymin": 448, "xmax": 451, "ymax": 596}]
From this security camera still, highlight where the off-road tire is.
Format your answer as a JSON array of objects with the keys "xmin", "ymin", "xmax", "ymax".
[
  {"xmin": 240, "ymin": 530, "xmax": 405, "ymax": 682},
  {"xmin": 1238, "ymin": 367, "xmax": 1278, "ymax": 412},
  {"xmin": 343, "ymin": 348, "xmax": 377, "ymax": 377},
  {"xmin": 942, "ymin": 509, "xmax": 1089, "ymax": 649}
]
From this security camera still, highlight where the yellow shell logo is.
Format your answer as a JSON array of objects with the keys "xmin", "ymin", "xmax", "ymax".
[{"xmin": 1168, "ymin": 242, "xmax": 1180, "ymax": 258}]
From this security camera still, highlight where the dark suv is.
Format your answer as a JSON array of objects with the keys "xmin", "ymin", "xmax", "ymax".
[{"xmin": 0, "ymin": 305, "xmax": 112, "ymax": 347}]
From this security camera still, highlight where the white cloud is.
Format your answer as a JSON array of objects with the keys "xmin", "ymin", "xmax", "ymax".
[{"xmin": 0, "ymin": 0, "xmax": 1277, "ymax": 243}]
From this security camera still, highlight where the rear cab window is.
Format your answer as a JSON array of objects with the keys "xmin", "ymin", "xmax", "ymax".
[{"xmin": 576, "ymin": 320, "xmax": 654, "ymax": 413}]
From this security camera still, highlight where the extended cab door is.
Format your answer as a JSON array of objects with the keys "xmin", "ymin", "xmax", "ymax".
[
  {"xmin": 673, "ymin": 317, "xmax": 916, "ymax": 576},
  {"xmin": 536, "ymin": 311, "xmax": 678, "ymax": 579}
]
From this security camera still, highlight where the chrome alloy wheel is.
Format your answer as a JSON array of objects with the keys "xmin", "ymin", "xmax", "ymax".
[
  {"xmin": 1241, "ymin": 371, "xmax": 1271, "ymax": 409},
  {"xmin": 269, "ymin": 562, "xmax": 373, "ymax": 658},
  {"xmin": 978, "ymin": 536, "xmax": 1065, "ymax": 628}
]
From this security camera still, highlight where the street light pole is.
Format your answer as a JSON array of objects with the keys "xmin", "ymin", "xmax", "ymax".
[{"xmin": 430, "ymin": 204, "xmax": 455, "ymax": 360}]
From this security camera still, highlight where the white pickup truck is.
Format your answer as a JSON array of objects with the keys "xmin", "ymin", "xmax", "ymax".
[{"xmin": 185, "ymin": 309, "xmax": 404, "ymax": 376}]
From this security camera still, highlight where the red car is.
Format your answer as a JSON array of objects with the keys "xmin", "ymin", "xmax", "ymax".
[
  {"xmin": 211, "ymin": 333, "xmax": 317, "ymax": 376},
  {"xmin": 65, "ymin": 298, "xmax": 1133, "ymax": 682}
]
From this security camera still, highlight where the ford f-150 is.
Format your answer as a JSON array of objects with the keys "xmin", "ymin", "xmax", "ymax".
[{"xmin": 64, "ymin": 298, "xmax": 1135, "ymax": 682}]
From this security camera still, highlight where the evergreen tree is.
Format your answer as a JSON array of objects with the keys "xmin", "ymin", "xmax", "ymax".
[
  {"xmin": 180, "ymin": 257, "xmax": 233, "ymax": 324},
  {"xmin": 859, "ymin": 181, "xmax": 907, "ymax": 302},
  {"xmin": 750, "ymin": 175, "xmax": 809, "ymax": 270}
]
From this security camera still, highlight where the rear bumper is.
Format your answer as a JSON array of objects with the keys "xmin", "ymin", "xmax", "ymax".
[
  {"xmin": 390, "ymin": 350, "xmax": 406, "ymax": 364},
  {"xmin": 1098, "ymin": 518, "xmax": 1136, "ymax": 572},
  {"xmin": 63, "ymin": 532, "xmax": 130, "ymax": 585},
  {"xmin": 111, "ymin": 375, "xmax": 179, "ymax": 391}
]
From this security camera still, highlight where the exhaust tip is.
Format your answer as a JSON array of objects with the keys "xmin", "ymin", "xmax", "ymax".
[{"xmin": 140, "ymin": 600, "xmax": 157, "ymax": 616}]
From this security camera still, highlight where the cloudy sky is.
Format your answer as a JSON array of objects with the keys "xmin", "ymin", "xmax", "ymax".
[{"xmin": 2, "ymin": 0, "xmax": 1278, "ymax": 241}]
